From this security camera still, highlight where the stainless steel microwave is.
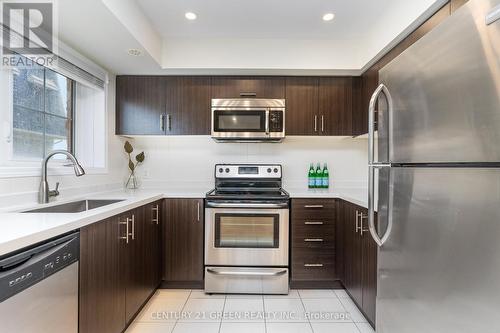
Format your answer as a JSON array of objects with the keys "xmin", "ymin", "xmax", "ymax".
[{"xmin": 211, "ymin": 98, "xmax": 285, "ymax": 142}]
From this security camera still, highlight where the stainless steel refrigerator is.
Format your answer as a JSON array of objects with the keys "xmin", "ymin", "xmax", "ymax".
[{"xmin": 367, "ymin": 1, "xmax": 500, "ymax": 332}]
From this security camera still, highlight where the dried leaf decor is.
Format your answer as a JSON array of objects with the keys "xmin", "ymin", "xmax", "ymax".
[
  {"xmin": 136, "ymin": 152, "xmax": 145, "ymax": 163},
  {"xmin": 124, "ymin": 141, "xmax": 145, "ymax": 189},
  {"xmin": 124, "ymin": 141, "xmax": 133, "ymax": 154}
]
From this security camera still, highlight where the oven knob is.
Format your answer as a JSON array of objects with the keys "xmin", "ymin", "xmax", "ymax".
[
  {"xmin": 219, "ymin": 168, "xmax": 223, "ymax": 173},
  {"xmin": 267, "ymin": 168, "xmax": 272, "ymax": 173},
  {"xmin": 274, "ymin": 168, "xmax": 279, "ymax": 173},
  {"xmin": 225, "ymin": 168, "xmax": 230, "ymax": 173}
]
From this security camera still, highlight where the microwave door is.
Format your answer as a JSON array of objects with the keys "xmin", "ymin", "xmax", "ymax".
[{"xmin": 212, "ymin": 109, "xmax": 270, "ymax": 139}]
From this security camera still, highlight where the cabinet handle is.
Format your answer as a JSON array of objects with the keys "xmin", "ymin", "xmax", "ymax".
[
  {"xmin": 304, "ymin": 221, "xmax": 324, "ymax": 225},
  {"xmin": 304, "ymin": 264, "xmax": 323, "ymax": 267},
  {"xmin": 304, "ymin": 205, "xmax": 324, "ymax": 208},
  {"xmin": 197, "ymin": 202, "xmax": 201, "ymax": 222},
  {"xmin": 160, "ymin": 114, "xmax": 165, "ymax": 131},
  {"xmin": 240, "ymin": 92, "xmax": 257, "ymax": 97},
  {"xmin": 119, "ymin": 218, "xmax": 129, "ymax": 244},
  {"xmin": 152, "ymin": 205, "xmax": 159, "ymax": 225},
  {"xmin": 355, "ymin": 210, "xmax": 360, "ymax": 233},
  {"xmin": 304, "ymin": 238, "xmax": 324, "ymax": 242},
  {"xmin": 321, "ymin": 115, "xmax": 324, "ymax": 132},
  {"xmin": 314, "ymin": 115, "xmax": 318, "ymax": 132},
  {"xmin": 166, "ymin": 114, "xmax": 172, "ymax": 131},
  {"xmin": 131, "ymin": 214, "xmax": 135, "ymax": 240},
  {"xmin": 360, "ymin": 213, "xmax": 369, "ymax": 236}
]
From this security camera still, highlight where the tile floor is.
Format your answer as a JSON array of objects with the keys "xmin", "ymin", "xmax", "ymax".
[{"xmin": 126, "ymin": 289, "xmax": 375, "ymax": 333}]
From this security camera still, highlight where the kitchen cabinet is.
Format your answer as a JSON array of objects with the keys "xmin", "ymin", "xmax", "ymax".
[
  {"xmin": 116, "ymin": 76, "xmax": 211, "ymax": 136},
  {"xmin": 145, "ymin": 201, "xmax": 163, "ymax": 290},
  {"xmin": 318, "ymin": 77, "xmax": 353, "ymax": 136},
  {"xmin": 290, "ymin": 198, "xmax": 340, "ymax": 288},
  {"xmin": 79, "ymin": 217, "xmax": 125, "ymax": 333},
  {"xmin": 163, "ymin": 198, "xmax": 204, "ymax": 288},
  {"xmin": 80, "ymin": 202, "xmax": 163, "ymax": 332},
  {"xmin": 285, "ymin": 77, "xmax": 319, "ymax": 135},
  {"xmin": 116, "ymin": 76, "xmax": 165, "ymax": 135},
  {"xmin": 211, "ymin": 76, "xmax": 285, "ymax": 99},
  {"xmin": 340, "ymin": 200, "xmax": 377, "ymax": 326}
]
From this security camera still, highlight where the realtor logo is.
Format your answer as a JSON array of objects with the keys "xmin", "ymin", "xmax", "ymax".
[{"xmin": 1, "ymin": 1, "xmax": 57, "ymax": 68}]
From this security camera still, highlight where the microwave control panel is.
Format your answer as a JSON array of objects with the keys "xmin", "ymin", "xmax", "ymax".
[{"xmin": 269, "ymin": 110, "xmax": 284, "ymax": 132}]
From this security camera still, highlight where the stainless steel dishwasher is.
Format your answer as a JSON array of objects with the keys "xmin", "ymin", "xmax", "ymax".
[{"xmin": 0, "ymin": 232, "xmax": 79, "ymax": 333}]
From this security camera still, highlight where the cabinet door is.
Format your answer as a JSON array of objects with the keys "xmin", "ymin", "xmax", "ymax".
[
  {"xmin": 163, "ymin": 199, "xmax": 204, "ymax": 286},
  {"xmin": 145, "ymin": 201, "xmax": 163, "ymax": 290},
  {"xmin": 319, "ymin": 77, "xmax": 353, "ymax": 136},
  {"xmin": 285, "ymin": 77, "xmax": 319, "ymax": 135},
  {"xmin": 212, "ymin": 77, "xmax": 285, "ymax": 99},
  {"xmin": 123, "ymin": 208, "xmax": 151, "ymax": 323},
  {"xmin": 164, "ymin": 77, "xmax": 211, "ymax": 135},
  {"xmin": 343, "ymin": 201, "xmax": 363, "ymax": 306},
  {"xmin": 79, "ymin": 218, "xmax": 125, "ymax": 333},
  {"xmin": 361, "ymin": 209, "xmax": 377, "ymax": 326},
  {"xmin": 116, "ymin": 76, "xmax": 165, "ymax": 135}
]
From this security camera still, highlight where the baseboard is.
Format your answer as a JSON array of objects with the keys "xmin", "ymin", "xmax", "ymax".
[
  {"xmin": 160, "ymin": 280, "xmax": 204, "ymax": 289},
  {"xmin": 290, "ymin": 280, "xmax": 343, "ymax": 289}
]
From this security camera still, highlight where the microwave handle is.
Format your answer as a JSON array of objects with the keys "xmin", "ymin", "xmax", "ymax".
[{"xmin": 265, "ymin": 110, "xmax": 270, "ymax": 135}]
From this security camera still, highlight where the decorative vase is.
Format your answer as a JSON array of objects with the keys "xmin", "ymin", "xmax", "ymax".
[{"xmin": 125, "ymin": 173, "xmax": 140, "ymax": 189}]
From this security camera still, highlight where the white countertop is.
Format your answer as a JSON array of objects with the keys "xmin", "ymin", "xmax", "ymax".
[{"xmin": 0, "ymin": 186, "xmax": 367, "ymax": 257}]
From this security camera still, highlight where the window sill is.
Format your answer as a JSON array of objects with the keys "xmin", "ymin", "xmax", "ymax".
[{"xmin": 0, "ymin": 165, "xmax": 109, "ymax": 178}]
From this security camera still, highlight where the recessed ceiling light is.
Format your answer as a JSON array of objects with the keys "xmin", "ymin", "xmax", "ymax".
[
  {"xmin": 185, "ymin": 12, "xmax": 197, "ymax": 20},
  {"xmin": 323, "ymin": 13, "xmax": 335, "ymax": 21},
  {"xmin": 127, "ymin": 49, "xmax": 142, "ymax": 56}
]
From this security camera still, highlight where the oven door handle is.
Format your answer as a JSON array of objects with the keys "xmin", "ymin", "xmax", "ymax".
[
  {"xmin": 205, "ymin": 202, "xmax": 289, "ymax": 209},
  {"xmin": 206, "ymin": 268, "xmax": 288, "ymax": 276}
]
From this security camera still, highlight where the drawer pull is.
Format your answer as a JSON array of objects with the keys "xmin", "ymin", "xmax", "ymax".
[
  {"xmin": 304, "ymin": 238, "xmax": 324, "ymax": 242},
  {"xmin": 304, "ymin": 264, "xmax": 324, "ymax": 267},
  {"xmin": 304, "ymin": 221, "xmax": 324, "ymax": 225},
  {"xmin": 304, "ymin": 205, "xmax": 324, "ymax": 208}
]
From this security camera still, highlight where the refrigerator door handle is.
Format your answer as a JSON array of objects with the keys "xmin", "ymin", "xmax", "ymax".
[
  {"xmin": 368, "ymin": 165, "xmax": 393, "ymax": 247},
  {"xmin": 369, "ymin": 83, "xmax": 392, "ymax": 165}
]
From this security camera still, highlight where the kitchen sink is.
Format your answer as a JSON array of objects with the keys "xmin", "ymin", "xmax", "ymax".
[{"xmin": 22, "ymin": 199, "xmax": 125, "ymax": 213}]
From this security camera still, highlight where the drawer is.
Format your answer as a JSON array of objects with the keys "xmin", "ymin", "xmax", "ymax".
[
  {"xmin": 292, "ymin": 223, "xmax": 335, "ymax": 236},
  {"xmin": 291, "ymin": 199, "xmax": 336, "ymax": 219},
  {"xmin": 291, "ymin": 249, "xmax": 335, "ymax": 281},
  {"xmin": 292, "ymin": 234, "xmax": 335, "ymax": 249},
  {"xmin": 292, "ymin": 215, "xmax": 335, "ymax": 226}
]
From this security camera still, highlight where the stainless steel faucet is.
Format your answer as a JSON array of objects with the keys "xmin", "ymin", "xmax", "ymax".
[{"xmin": 39, "ymin": 150, "xmax": 85, "ymax": 204}]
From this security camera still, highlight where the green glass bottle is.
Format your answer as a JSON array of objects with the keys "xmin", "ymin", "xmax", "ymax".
[
  {"xmin": 308, "ymin": 163, "xmax": 315, "ymax": 189},
  {"xmin": 315, "ymin": 163, "xmax": 322, "ymax": 188},
  {"xmin": 322, "ymin": 163, "xmax": 329, "ymax": 189}
]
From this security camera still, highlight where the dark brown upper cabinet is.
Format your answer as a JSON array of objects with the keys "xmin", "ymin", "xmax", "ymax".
[
  {"xmin": 285, "ymin": 77, "xmax": 319, "ymax": 135},
  {"xmin": 211, "ymin": 76, "xmax": 285, "ymax": 99},
  {"xmin": 116, "ymin": 76, "xmax": 165, "ymax": 135},
  {"xmin": 318, "ymin": 77, "xmax": 353, "ymax": 136}
]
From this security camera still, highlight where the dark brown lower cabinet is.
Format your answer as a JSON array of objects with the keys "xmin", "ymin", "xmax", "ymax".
[
  {"xmin": 163, "ymin": 198, "xmax": 204, "ymax": 288},
  {"xmin": 341, "ymin": 200, "xmax": 377, "ymax": 326},
  {"xmin": 80, "ymin": 202, "xmax": 163, "ymax": 333}
]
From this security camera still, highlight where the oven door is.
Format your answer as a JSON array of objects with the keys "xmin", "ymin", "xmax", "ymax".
[
  {"xmin": 211, "ymin": 109, "xmax": 270, "ymax": 139},
  {"xmin": 205, "ymin": 207, "xmax": 289, "ymax": 266}
]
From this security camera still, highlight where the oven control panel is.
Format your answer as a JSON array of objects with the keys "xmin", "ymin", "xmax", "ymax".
[{"xmin": 215, "ymin": 164, "xmax": 282, "ymax": 178}]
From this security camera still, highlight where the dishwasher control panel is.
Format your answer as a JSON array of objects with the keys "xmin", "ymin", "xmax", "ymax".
[{"xmin": 0, "ymin": 232, "xmax": 79, "ymax": 303}]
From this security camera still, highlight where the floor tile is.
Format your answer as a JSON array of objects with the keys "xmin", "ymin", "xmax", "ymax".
[
  {"xmin": 222, "ymin": 298, "xmax": 265, "ymax": 322},
  {"xmin": 219, "ymin": 322, "xmax": 265, "ymax": 333},
  {"xmin": 178, "ymin": 298, "xmax": 225, "ymax": 322},
  {"xmin": 356, "ymin": 322, "xmax": 375, "ymax": 333},
  {"xmin": 302, "ymin": 298, "xmax": 351, "ymax": 322},
  {"xmin": 266, "ymin": 322, "xmax": 313, "ymax": 333},
  {"xmin": 311, "ymin": 322, "xmax": 361, "ymax": 333},
  {"xmin": 298, "ymin": 289, "xmax": 337, "ymax": 299},
  {"xmin": 264, "ymin": 298, "xmax": 307, "ymax": 322},
  {"xmin": 339, "ymin": 297, "xmax": 368, "ymax": 323},
  {"xmin": 190, "ymin": 290, "xmax": 226, "ymax": 299},
  {"xmin": 225, "ymin": 293, "xmax": 264, "ymax": 299},
  {"xmin": 172, "ymin": 322, "xmax": 220, "ymax": 333},
  {"xmin": 125, "ymin": 322, "xmax": 175, "ymax": 333},
  {"xmin": 136, "ymin": 297, "xmax": 187, "ymax": 322},
  {"xmin": 264, "ymin": 290, "xmax": 300, "ymax": 299},
  {"xmin": 333, "ymin": 289, "xmax": 350, "ymax": 299},
  {"xmin": 155, "ymin": 289, "xmax": 192, "ymax": 301}
]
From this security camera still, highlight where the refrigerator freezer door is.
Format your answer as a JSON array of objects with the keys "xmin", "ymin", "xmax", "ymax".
[
  {"xmin": 379, "ymin": 0, "xmax": 500, "ymax": 163},
  {"xmin": 377, "ymin": 167, "xmax": 500, "ymax": 333}
]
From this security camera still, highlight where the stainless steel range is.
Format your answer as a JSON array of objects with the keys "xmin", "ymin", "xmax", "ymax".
[{"xmin": 205, "ymin": 164, "xmax": 289, "ymax": 294}]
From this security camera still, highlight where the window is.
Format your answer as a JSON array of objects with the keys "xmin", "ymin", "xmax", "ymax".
[{"xmin": 12, "ymin": 65, "xmax": 74, "ymax": 160}]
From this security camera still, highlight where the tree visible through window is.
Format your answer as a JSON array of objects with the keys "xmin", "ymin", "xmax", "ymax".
[{"xmin": 12, "ymin": 64, "xmax": 74, "ymax": 160}]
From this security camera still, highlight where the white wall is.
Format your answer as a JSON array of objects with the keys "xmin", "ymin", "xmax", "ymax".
[
  {"xmin": 0, "ymin": 75, "xmax": 126, "ymax": 207},
  {"xmin": 131, "ymin": 136, "xmax": 368, "ymax": 190}
]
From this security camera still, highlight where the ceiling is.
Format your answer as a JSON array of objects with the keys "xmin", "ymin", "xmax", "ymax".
[{"xmin": 57, "ymin": 0, "xmax": 447, "ymax": 75}]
